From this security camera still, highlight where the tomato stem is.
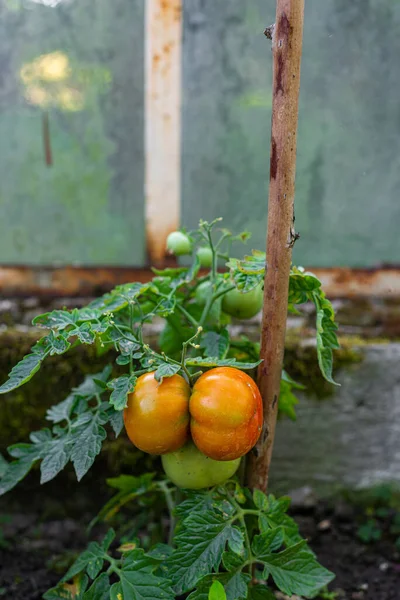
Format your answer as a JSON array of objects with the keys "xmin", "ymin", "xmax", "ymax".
[{"xmin": 158, "ymin": 480, "xmax": 176, "ymax": 546}]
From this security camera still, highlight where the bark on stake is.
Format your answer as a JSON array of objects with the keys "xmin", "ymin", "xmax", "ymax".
[{"xmin": 246, "ymin": 0, "xmax": 305, "ymax": 491}]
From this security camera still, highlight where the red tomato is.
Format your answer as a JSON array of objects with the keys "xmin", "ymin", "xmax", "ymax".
[
  {"xmin": 124, "ymin": 372, "xmax": 190, "ymax": 454},
  {"xmin": 189, "ymin": 367, "xmax": 263, "ymax": 461}
]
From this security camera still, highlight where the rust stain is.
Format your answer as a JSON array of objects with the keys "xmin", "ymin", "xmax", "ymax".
[
  {"xmin": 274, "ymin": 12, "xmax": 291, "ymax": 94},
  {"xmin": 158, "ymin": 0, "xmax": 181, "ymax": 24},
  {"xmin": 270, "ymin": 138, "xmax": 278, "ymax": 180}
]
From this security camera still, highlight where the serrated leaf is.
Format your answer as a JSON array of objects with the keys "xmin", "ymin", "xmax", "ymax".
[
  {"xmin": 33, "ymin": 309, "xmax": 79, "ymax": 330},
  {"xmin": 109, "ymin": 410, "xmax": 124, "ymax": 437},
  {"xmin": 70, "ymin": 323, "xmax": 96, "ymax": 345},
  {"xmin": 200, "ymin": 330, "xmax": 229, "ymax": 359},
  {"xmin": 147, "ymin": 543, "xmax": 173, "ymax": 561},
  {"xmin": 73, "ymin": 366, "xmax": 112, "ymax": 399},
  {"xmin": 107, "ymin": 375, "xmax": 137, "ymax": 410},
  {"xmin": 185, "ymin": 357, "xmax": 262, "ymax": 370},
  {"xmin": 169, "ymin": 510, "xmax": 244, "ymax": 594},
  {"xmin": 0, "ymin": 344, "xmax": 47, "ymax": 394},
  {"xmin": 313, "ymin": 290, "xmax": 340, "ymax": 386},
  {"xmin": 254, "ymin": 540, "xmax": 335, "ymax": 597},
  {"xmin": 46, "ymin": 330, "xmax": 71, "ymax": 355},
  {"xmin": 288, "ymin": 269, "xmax": 321, "ymax": 304},
  {"xmin": 154, "ymin": 362, "xmax": 181, "ymax": 382},
  {"xmin": 247, "ymin": 585, "xmax": 275, "ymax": 600},
  {"xmin": 174, "ymin": 490, "xmax": 214, "ymax": 518},
  {"xmin": 82, "ymin": 573, "xmax": 110, "ymax": 600},
  {"xmin": 101, "ymin": 529, "xmax": 116, "ymax": 551},
  {"xmin": 44, "ymin": 574, "xmax": 89, "ymax": 600},
  {"xmin": 40, "ymin": 438, "xmax": 71, "ymax": 484},
  {"xmin": 119, "ymin": 548, "xmax": 175, "ymax": 600},
  {"xmin": 154, "ymin": 296, "xmax": 176, "ymax": 317},
  {"xmin": 62, "ymin": 542, "xmax": 105, "ymax": 582},
  {"xmin": 253, "ymin": 489, "xmax": 269, "ymax": 511},
  {"xmin": 70, "ymin": 413, "xmax": 108, "ymax": 481},
  {"xmin": 252, "ymin": 528, "xmax": 285, "ymax": 555},
  {"xmin": 46, "ymin": 395, "xmax": 76, "ymax": 424}
]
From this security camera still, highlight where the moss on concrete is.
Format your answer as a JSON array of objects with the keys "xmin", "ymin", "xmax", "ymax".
[{"xmin": 0, "ymin": 329, "xmax": 112, "ymax": 451}]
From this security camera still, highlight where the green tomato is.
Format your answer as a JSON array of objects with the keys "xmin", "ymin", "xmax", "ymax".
[
  {"xmin": 162, "ymin": 442, "xmax": 240, "ymax": 489},
  {"xmin": 196, "ymin": 246, "xmax": 213, "ymax": 268},
  {"xmin": 166, "ymin": 231, "xmax": 192, "ymax": 256},
  {"xmin": 222, "ymin": 283, "xmax": 264, "ymax": 320},
  {"xmin": 193, "ymin": 281, "xmax": 221, "ymax": 324},
  {"xmin": 194, "ymin": 281, "xmax": 213, "ymax": 306}
]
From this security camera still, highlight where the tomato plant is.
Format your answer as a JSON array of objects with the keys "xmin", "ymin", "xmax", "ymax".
[{"xmin": 0, "ymin": 218, "xmax": 338, "ymax": 599}]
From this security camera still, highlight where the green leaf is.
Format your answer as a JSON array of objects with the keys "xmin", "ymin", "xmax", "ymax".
[
  {"xmin": 46, "ymin": 395, "xmax": 76, "ymax": 424},
  {"xmin": 169, "ymin": 510, "xmax": 244, "ymax": 594},
  {"xmin": 254, "ymin": 540, "xmax": 335, "ymax": 597},
  {"xmin": 33, "ymin": 309, "xmax": 79, "ymax": 330},
  {"xmin": 187, "ymin": 573, "xmax": 250, "ymax": 600},
  {"xmin": 0, "ymin": 344, "xmax": 48, "ymax": 394},
  {"xmin": 108, "ymin": 410, "xmax": 124, "ymax": 437},
  {"xmin": 118, "ymin": 548, "xmax": 175, "ymax": 600},
  {"xmin": 62, "ymin": 542, "xmax": 105, "ymax": 582},
  {"xmin": 226, "ymin": 251, "xmax": 265, "ymax": 292},
  {"xmin": 185, "ymin": 357, "xmax": 262, "ymax": 370},
  {"xmin": 82, "ymin": 573, "xmax": 110, "ymax": 600},
  {"xmin": 154, "ymin": 362, "xmax": 181, "ymax": 382},
  {"xmin": 247, "ymin": 585, "xmax": 275, "ymax": 600},
  {"xmin": 287, "ymin": 267, "xmax": 340, "ymax": 385},
  {"xmin": 252, "ymin": 528, "xmax": 285, "ymax": 555},
  {"xmin": 70, "ymin": 323, "xmax": 96, "ymax": 345},
  {"xmin": 73, "ymin": 367, "xmax": 112, "ymax": 399},
  {"xmin": 288, "ymin": 269, "xmax": 321, "ymax": 304},
  {"xmin": 209, "ymin": 580, "xmax": 227, "ymax": 600},
  {"xmin": 253, "ymin": 489, "xmax": 269, "ymax": 511},
  {"xmin": 0, "ymin": 456, "xmax": 36, "ymax": 495},
  {"xmin": 279, "ymin": 380, "xmax": 299, "ymax": 421},
  {"xmin": 313, "ymin": 290, "xmax": 340, "ymax": 386},
  {"xmin": 70, "ymin": 412, "xmax": 108, "ymax": 481},
  {"xmin": 0, "ymin": 454, "xmax": 8, "ymax": 478},
  {"xmin": 281, "ymin": 370, "xmax": 305, "ymax": 390},
  {"xmin": 40, "ymin": 438, "xmax": 71, "ymax": 484},
  {"xmin": 200, "ymin": 330, "xmax": 230, "ymax": 359},
  {"xmin": 44, "ymin": 574, "xmax": 89, "ymax": 600},
  {"xmin": 107, "ymin": 375, "xmax": 137, "ymax": 410},
  {"xmin": 46, "ymin": 330, "xmax": 71, "ymax": 355},
  {"xmin": 151, "ymin": 266, "xmax": 189, "ymax": 278}
]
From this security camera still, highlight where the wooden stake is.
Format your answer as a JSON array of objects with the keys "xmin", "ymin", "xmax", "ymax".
[{"xmin": 246, "ymin": 0, "xmax": 305, "ymax": 491}]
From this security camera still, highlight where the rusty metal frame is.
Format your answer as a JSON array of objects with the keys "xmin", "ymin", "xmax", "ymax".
[
  {"xmin": 1, "ymin": 265, "xmax": 400, "ymax": 298},
  {"xmin": 145, "ymin": 0, "xmax": 182, "ymax": 262}
]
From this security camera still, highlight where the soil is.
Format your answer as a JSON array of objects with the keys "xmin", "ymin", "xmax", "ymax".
[{"xmin": 0, "ymin": 491, "xmax": 399, "ymax": 600}]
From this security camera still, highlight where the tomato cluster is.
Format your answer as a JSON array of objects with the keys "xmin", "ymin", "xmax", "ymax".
[{"xmin": 124, "ymin": 367, "xmax": 263, "ymax": 488}]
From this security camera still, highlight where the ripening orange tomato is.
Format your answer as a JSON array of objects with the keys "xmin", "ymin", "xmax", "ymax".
[
  {"xmin": 124, "ymin": 372, "xmax": 190, "ymax": 454},
  {"xmin": 189, "ymin": 367, "xmax": 263, "ymax": 461}
]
